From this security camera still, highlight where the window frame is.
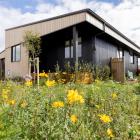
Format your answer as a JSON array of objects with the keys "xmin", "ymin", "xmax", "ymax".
[
  {"xmin": 76, "ymin": 37, "xmax": 82, "ymax": 58},
  {"xmin": 11, "ymin": 44, "xmax": 21, "ymax": 62},
  {"xmin": 65, "ymin": 37, "xmax": 82, "ymax": 59},
  {"xmin": 130, "ymin": 53, "xmax": 134, "ymax": 64}
]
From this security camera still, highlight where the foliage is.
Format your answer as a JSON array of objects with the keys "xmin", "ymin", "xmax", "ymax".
[
  {"xmin": 24, "ymin": 31, "xmax": 41, "ymax": 60},
  {"xmin": 0, "ymin": 80, "xmax": 140, "ymax": 139},
  {"xmin": 23, "ymin": 31, "xmax": 41, "ymax": 83},
  {"xmin": 94, "ymin": 65, "xmax": 110, "ymax": 80}
]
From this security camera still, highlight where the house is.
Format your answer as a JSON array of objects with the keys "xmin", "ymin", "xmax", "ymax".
[{"xmin": 0, "ymin": 8, "xmax": 140, "ymax": 79}]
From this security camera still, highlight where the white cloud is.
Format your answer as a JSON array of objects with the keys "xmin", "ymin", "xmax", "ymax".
[{"xmin": 0, "ymin": 0, "xmax": 140, "ymax": 52}]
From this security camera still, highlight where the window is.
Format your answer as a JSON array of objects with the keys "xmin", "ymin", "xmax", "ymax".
[
  {"xmin": 65, "ymin": 37, "xmax": 82, "ymax": 58},
  {"xmin": 130, "ymin": 53, "xmax": 134, "ymax": 64},
  {"xmin": 76, "ymin": 37, "xmax": 82, "ymax": 58},
  {"xmin": 11, "ymin": 44, "xmax": 21, "ymax": 62},
  {"xmin": 138, "ymin": 58, "xmax": 140, "ymax": 69},
  {"xmin": 65, "ymin": 41, "xmax": 70, "ymax": 58},
  {"xmin": 117, "ymin": 48, "xmax": 123, "ymax": 58},
  {"xmin": 65, "ymin": 40, "xmax": 74, "ymax": 59}
]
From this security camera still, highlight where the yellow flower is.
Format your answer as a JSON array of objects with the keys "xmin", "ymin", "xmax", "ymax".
[
  {"xmin": 2, "ymin": 89, "xmax": 9, "ymax": 99},
  {"xmin": 2, "ymin": 94, "xmax": 8, "ymax": 99},
  {"xmin": 20, "ymin": 100, "xmax": 28, "ymax": 108},
  {"xmin": 52, "ymin": 101, "xmax": 64, "ymax": 108},
  {"xmin": 8, "ymin": 100, "xmax": 16, "ymax": 105},
  {"xmin": 98, "ymin": 114, "xmax": 112, "ymax": 123},
  {"xmin": 112, "ymin": 93, "xmax": 117, "ymax": 99},
  {"xmin": 39, "ymin": 72, "xmax": 48, "ymax": 78},
  {"xmin": 67, "ymin": 90, "xmax": 84, "ymax": 104},
  {"xmin": 107, "ymin": 128, "xmax": 114, "ymax": 138},
  {"xmin": 70, "ymin": 115, "xmax": 78, "ymax": 124},
  {"xmin": 45, "ymin": 80, "xmax": 56, "ymax": 87},
  {"xmin": 25, "ymin": 80, "xmax": 32, "ymax": 86}
]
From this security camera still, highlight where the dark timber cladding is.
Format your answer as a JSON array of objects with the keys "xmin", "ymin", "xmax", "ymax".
[{"xmin": 73, "ymin": 26, "xmax": 78, "ymax": 63}]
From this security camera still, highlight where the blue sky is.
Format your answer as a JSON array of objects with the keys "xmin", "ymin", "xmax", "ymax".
[
  {"xmin": 0, "ymin": 0, "xmax": 121, "ymax": 13},
  {"xmin": 0, "ymin": 0, "xmax": 140, "ymax": 52}
]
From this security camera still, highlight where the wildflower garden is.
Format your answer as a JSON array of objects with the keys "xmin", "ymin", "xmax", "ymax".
[
  {"xmin": 0, "ymin": 31, "xmax": 139, "ymax": 139},
  {"xmin": 0, "ymin": 72, "xmax": 140, "ymax": 139}
]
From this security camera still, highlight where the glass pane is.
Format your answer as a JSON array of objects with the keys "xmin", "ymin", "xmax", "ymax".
[
  {"xmin": 12, "ymin": 47, "xmax": 16, "ymax": 62},
  {"xmin": 138, "ymin": 58, "xmax": 140, "ymax": 68},
  {"xmin": 71, "ymin": 46, "xmax": 73, "ymax": 58},
  {"xmin": 130, "ymin": 55, "xmax": 133, "ymax": 63},
  {"xmin": 119, "ymin": 50, "xmax": 123, "ymax": 58},
  {"xmin": 65, "ymin": 47, "xmax": 70, "ymax": 58},
  {"xmin": 16, "ymin": 45, "xmax": 21, "ymax": 61},
  {"xmin": 76, "ymin": 44, "xmax": 82, "ymax": 58}
]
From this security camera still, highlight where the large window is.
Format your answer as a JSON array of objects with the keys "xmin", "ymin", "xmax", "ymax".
[
  {"xmin": 11, "ymin": 44, "xmax": 21, "ymax": 62},
  {"xmin": 130, "ymin": 53, "xmax": 134, "ymax": 64},
  {"xmin": 65, "ymin": 41, "xmax": 70, "ymax": 58},
  {"xmin": 117, "ymin": 48, "xmax": 123, "ymax": 58},
  {"xmin": 65, "ymin": 37, "xmax": 82, "ymax": 58},
  {"xmin": 76, "ymin": 37, "xmax": 82, "ymax": 58}
]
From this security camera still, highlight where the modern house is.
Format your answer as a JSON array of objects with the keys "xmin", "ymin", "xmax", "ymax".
[{"xmin": 0, "ymin": 8, "xmax": 140, "ymax": 79}]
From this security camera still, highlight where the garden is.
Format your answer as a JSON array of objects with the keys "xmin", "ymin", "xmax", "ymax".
[
  {"xmin": 0, "ymin": 31, "xmax": 139, "ymax": 139},
  {"xmin": 0, "ymin": 73, "xmax": 140, "ymax": 139}
]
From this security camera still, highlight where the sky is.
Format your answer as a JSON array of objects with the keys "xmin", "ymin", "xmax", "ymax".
[{"xmin": 0, "ymin": 0, "xmax": 140, "ymax": 52}]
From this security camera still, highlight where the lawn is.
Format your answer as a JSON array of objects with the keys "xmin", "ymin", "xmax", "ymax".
[{"xmin": 0, "ymin": 79, "xmax": 140, "ymax": 139}]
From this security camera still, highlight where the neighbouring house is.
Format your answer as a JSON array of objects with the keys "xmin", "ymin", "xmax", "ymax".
[{"xmin": 0, "ymin": 8, "xmax": 140, "ymax": 79}]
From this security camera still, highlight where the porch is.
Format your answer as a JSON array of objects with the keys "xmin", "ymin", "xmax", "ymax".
[{"xmin": 39, "ymin": 22, "xmax": 99, "ymax": 72}]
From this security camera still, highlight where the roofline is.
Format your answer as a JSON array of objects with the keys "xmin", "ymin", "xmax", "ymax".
[
  {"xmin": 86, "ymin": 9, "xmax": 140, "ymax": 50},
  {"xmin": 6, "ymin": 9, "xmax": 89, "ymax": 31},
  {"xmin": 0, "ymin": 49, "xmax": 5, "ymax": 54},
  {"xmin": 5, "ymin": 8, "xmax": 140, "ymax": 50}
]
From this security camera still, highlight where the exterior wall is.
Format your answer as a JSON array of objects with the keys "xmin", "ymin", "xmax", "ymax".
[
  {"xmin": 95, "ymin": 37, "xmax": 138, "ymax": 73},
  {"xmin": 95, "ymin": 37, "xmax": 118, "ymax": 66},
  {"xmin": 124, "ymin": 50, "xmax": 138, "ymax": 73},
  {"xmin": 5, "ymin": 12, "xmax": 86, "ymax": 48},
  {"xmin": 39, "ymin": 23, "xmax": 96, "ymax": 72},
  {"xmin": 4, "ymin": 12, "xmax": 86, "ymax": 77},
  {"xmin": 4, "ymin": 45, "xmax": 29, "ymax": 78},
  {"xmin": 0, "ymin": 51, "xmax": 5, "ymax": 59}
]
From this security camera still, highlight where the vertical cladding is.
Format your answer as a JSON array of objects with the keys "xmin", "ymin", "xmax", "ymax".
[
  {"xmin": 5, "ymin": 12, "xmax": 86, "ymax": 48},
  {"xmin": 4, "ymin": 12, "xmax": 86, "ymax": 77},
  {"xmin": 95, "ymin": 37, "xmax": 118, "ymax": 66},
  {"xmin": 95, "ymin": 37, "xmax": 138, "ymax": 74},
  {"xmin": 5, "ymin": 45, "xmax": 29, "ymax": 78}
]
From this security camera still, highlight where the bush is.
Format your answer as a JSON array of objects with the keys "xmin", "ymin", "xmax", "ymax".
[{"xmin": 94, "ymin": 65, "xmax": 110, "ymax": 80}]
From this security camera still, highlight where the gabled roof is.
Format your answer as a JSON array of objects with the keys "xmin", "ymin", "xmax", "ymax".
[{"xmin": 5, "ymin": 8, "xmax": 140, "ymax": 53}]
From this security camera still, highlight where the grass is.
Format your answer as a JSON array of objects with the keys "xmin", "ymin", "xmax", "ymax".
[{"xmin": 0, "ymin": 80, "xmax": 140, "ymax": 139}]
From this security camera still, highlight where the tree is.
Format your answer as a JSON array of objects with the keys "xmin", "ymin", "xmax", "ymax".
[{"xmin": 24, "ymin": 31, "xmax": 41, "ymax": 83}]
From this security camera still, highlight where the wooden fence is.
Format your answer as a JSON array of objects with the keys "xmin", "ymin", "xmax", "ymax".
[{"xmin": 111, "ymin": 58, "xmax": 125, "ymax": 83}]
